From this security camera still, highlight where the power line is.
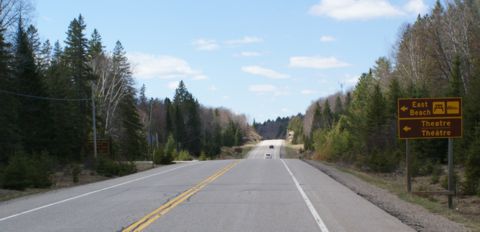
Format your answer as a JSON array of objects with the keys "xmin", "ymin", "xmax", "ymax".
[{"xmin": 0, "ymin": 89, "xmax": 90, "ymax": 101}]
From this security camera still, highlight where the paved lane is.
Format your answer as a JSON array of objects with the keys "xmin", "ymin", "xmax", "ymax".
[
  {"xmin": 0, "ymin": 160, "xmax": 235, "ymax": 232},
  {"xmin": 0, "ymin": 140, "xmax": 414, "ymax": 231}
]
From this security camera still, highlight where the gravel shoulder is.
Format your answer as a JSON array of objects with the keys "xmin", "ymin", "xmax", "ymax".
[{"xmin": 304, "ymin": 159, "xmax": 469, "ymax": 232}]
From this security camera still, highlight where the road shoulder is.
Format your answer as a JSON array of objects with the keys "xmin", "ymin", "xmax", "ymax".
[{"xmin": 304, "ymin": 159, "xmax": 468, "ymax": 232}]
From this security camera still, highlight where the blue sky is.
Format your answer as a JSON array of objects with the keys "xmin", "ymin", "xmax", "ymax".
[{"xmin": 34, "ymin": 0, "xmax": 435, "ymax": 122}]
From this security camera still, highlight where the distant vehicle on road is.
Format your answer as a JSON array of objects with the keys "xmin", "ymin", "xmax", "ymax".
[
  {"xmin": 269, "ymin": 145, "xmax": 274, "ymax": 149},
  {"xmin": 264, "ymin": 153, "xmax": 272, "ymax": 159}
]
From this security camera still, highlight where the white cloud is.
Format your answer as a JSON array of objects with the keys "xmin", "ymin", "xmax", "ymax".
[
  {"xmin": 192, "ymin": 39, "xmax": 219, "ymax": 51},
  {"xmin": 242, "ymin": 66, "xmax": 289, "ymax": 79},
  {"xmin": 309, "ymin": 0, "xmax": 405, "ymax": 20},
  {"xmin": 404, "ymin": 0, "xmax": 428, "ymax": 15},
  {"xmin": 225, "ymin": 36, "xmax": 263, "ymax": 45},
  {"xmin": 209, "ymin": 85, "xmax": 218, "ymax": 91},
  {"xmin": 249, "ymin": 84, "xmax": 277, "ymax": 93},
  {"xmin": 127, "ymin": 52, "xmax": 206, "ymax": 80},
  {"xmin": 167, "ymin": 81, "xmax": 180, "ymax": 90},
  {"xmin": 301, "ymin": 89, "xmax": 317, "ymax": 95},
  {"xmin": 289, "ymin": 56, "xmax": 350, "ymax": 69},
  {"xmin": 248, "ymin": 84, "xmax": 290, "ymax": 96},
  {"xmin": 320, "ymin": 35, "xmax": 335, "ymax": 42},
  {"xmin": 237, "ymin": 51, "xmax": 262, "ymax": 57},
  {"xmin": 192, "ymin": 75, "xmax": 208, "ymax": 80}
]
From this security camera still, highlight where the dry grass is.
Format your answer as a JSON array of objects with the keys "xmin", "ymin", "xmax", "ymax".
[{"xmin": 337, "ymin": 166, "xmax": 480, "ymax": 232}]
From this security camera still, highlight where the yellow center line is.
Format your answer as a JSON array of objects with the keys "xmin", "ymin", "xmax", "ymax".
[{"xmin": 122, "ymin": 160, "xmax": 240, "ymax": 232}]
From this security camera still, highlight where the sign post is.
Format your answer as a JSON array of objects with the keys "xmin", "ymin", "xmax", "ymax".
[{"xmin": 397, "ymin": 98, "xmax": 462, "ymax": 209}]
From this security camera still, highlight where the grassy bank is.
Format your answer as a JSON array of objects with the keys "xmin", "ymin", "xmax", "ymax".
[{"xmin": 331, "ymin": 163, "xmax": 480, "ymax": 232}]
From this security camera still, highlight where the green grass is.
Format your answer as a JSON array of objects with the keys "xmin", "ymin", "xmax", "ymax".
[{"xmin": 335, "ymin": 165, "xmax": 480, "ymax": 232}]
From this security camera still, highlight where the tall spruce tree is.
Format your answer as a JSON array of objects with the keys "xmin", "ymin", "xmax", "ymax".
[
  {"xmin": 14, "ymin": 19, "xmax": 51, "ymax": 154},
  {"xmin": 46, "ymin": 41, "xmax": 78, "ymax": 161},
  {"xmin": 322, "ymin": 100, "xmax": 333, "ymax": 129},
  {"xmin": 113, "ymin": 41, "xmax": 145, "ymax": 160},
  {"xmin": 0, "ymin": 23, "xmax": 19, "ymax": 163},
  {"xmin": 63, "ymin": 15, "xmax": 92, "ymax": 160}
]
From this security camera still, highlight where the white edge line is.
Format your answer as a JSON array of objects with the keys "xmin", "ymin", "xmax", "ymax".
[
  {"xmin": 0, "ymin": 162, "xmax": 198, "ymax": 222},
  {"xmin": 281, "ymin": 159, "xmax": 329, "ymax": 232}
]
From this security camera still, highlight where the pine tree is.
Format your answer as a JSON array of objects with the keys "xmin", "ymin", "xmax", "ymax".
[
  {"xmin": 112, "ymin": 41, "xmax": 145, "ymax": 160},
  {"xmin": 0, "ymin": 23, "xmax": 19, "ymax": 163},
  {"xmin": 387, "ymin": 76, "xmax": 402, "ymax": 118},
  {"xmin": 312, "ymin": 103, "xmax": 322, "ymax": 131},
  {"xmin": 14, "ymin": 19, "xmax": 51, "ymax": 154},
  {"xmin": 449, "ymin": 56, "xmax": 464, "ymax": 97},
  {"xmin": 366, "ymin": 84, "xmax": 388, "ymax": 150},
  {"xmin": 63, "ymin": 15, "xmax": 92, "ymax": 160},
  {"xmin": 87, "ymin": 29, "xmax": 104, "ymax": 60},
  {"xmin": 45, "ymin": 41, "xmax": 78, "ymax": 161},
  {"xmin": 334, "ymin": 95, "xmax": 343, "ymax": 119},
  {"xmin": 164, "ymin": 97, "xmax": 173, "ymax": 136},
  {"xmin": 138, "ymin": 84, "xmax": 147, "ymax": 110},
  {"xmin": 322, "ymin": 99, "xmax": 333, "ymax": 129},
  {"xmin": 118, "ymin": 87, "xmax": 146, "ymax": 161}
]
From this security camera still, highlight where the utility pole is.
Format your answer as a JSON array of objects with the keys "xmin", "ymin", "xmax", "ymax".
[{"xmin": 91, "ymin": 83, "xmax": 97, "ymax": 159}]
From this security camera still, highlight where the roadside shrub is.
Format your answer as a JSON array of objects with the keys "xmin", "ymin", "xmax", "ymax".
[
  {"xmin": 95, "ymin": 157, "xmax": 136, "ymax": 177},
  {"xmin": 367, "ymin": 150, "xmax": 399, "ymax": 173},
  {"xmin": 199, "ymin": 152, "xmax": 208, "ymax": 161},
  {"xmin": 176, "ymin": 150, "xmax": 192, "ymax": 161},
  {"xmin": 117, "ymin": 162, "xmax": 136, "ymax": 176},
  {"xmin": 153, "ymin": 148, "xmax": 172, "ymax": 164},
  {"xmin": 29, "ymin": 153, "xmax": 54, "ymax": 188},
  {"xmin": 2, "ymin": 153, "xmax": 30, "ymax": 190},
  {"xmin": 2, "ymin": 151, "xmax": 54, "ymax": 190},
  {"xmin": 72, "ymin": 164, "xmax": 81, "ymax": 183}
]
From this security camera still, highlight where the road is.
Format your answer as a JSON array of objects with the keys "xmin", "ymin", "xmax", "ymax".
[{"xmin": 0, "ymin": 140, "xmax": 414, "ymax": 232}]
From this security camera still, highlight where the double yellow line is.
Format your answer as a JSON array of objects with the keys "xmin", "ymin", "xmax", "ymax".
[{"xmin": 122, "ymin": 160, "xmax": 240, "ymax": 232}]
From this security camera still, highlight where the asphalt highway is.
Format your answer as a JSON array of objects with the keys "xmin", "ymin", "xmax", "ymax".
[{"xmin": 0, "ymin": 140, "xmax": 414, "ymax": 232}]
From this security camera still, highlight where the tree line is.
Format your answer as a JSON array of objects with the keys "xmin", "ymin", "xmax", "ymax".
[
  {"xmin": 0, "ymin": 2, "xmax": 250, "ymax": 190},
  {"xmin": 290, "ymin": 1, "xmax": 480, "ymax": 196},
  {"xmin": 138, "ymin": 80, "xmax": 250, "ymax": 164}
]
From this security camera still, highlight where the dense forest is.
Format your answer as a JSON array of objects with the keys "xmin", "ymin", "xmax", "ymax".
[
  {"xmin": 289, "ymin": 1, "xmax": 480, "ymax": 195},
  {"xmin": 253, "ymin": 116, "xmax": 291, "ymax": 140},
  {"xmin": 0, "ymin": 2, "xmax": 250, "ymax": 190}
]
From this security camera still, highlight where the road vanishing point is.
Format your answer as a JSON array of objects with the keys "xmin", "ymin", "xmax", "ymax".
[{"xmin": 0, "ymin": 140, "xmax": 413, "ymax": 232}]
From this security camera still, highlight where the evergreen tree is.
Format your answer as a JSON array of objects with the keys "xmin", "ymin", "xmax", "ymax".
[
  {"xmin": 164, "ymin": 97, "xmax": 173, "ymax": 136},
  {"xmin": 322, "ymin": 99, "xmax": 333, "ymax": 129},
  {"xmin": 87, "ymin": 29, "xmax": 104, "ymax": 60},
  {"xmin": 138, "ymin": 84, "xmax": 147, "ymax": 110},
  {"xmin": 449, "ymin": 56, "xmax": 464, "ymax": 97},
  {"xmin": 311, "ymin": 103, "xmax": 322, "ymax": 131},
  {"xmin": 118, "ymin": 87, "xmax": 145, "ymax": 160},
  {"xmin": 387, "ymin": 76, "xmax": 402, "ymax": 118},
  {"xmin": 112, "ymin": 41, "xmax": 145, "ymax": 160},
  {"xmin": 365, "ymin": 84, "xmax": 388, "ymax": 151},
  {"xmin": 334, "ymin": 95, "xmax": 343, "ymax": 119},
  {"xmin": 45, "ymin": 41, "xmax": 78, "ymax": 161},
  {"xmin": 0, "ymin": 23, "xmax": 19, "ymax": 163},
  {"xmin": 163, "ymin": 134, "xmax": 176, "ymax": 163},
  {"xmin": 14, "ymin": 19, "xmax": 51, "ymax": 154},
  {"xmin": 63, "ymin": 15, "xmax": 92, "ymax": 160}
]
